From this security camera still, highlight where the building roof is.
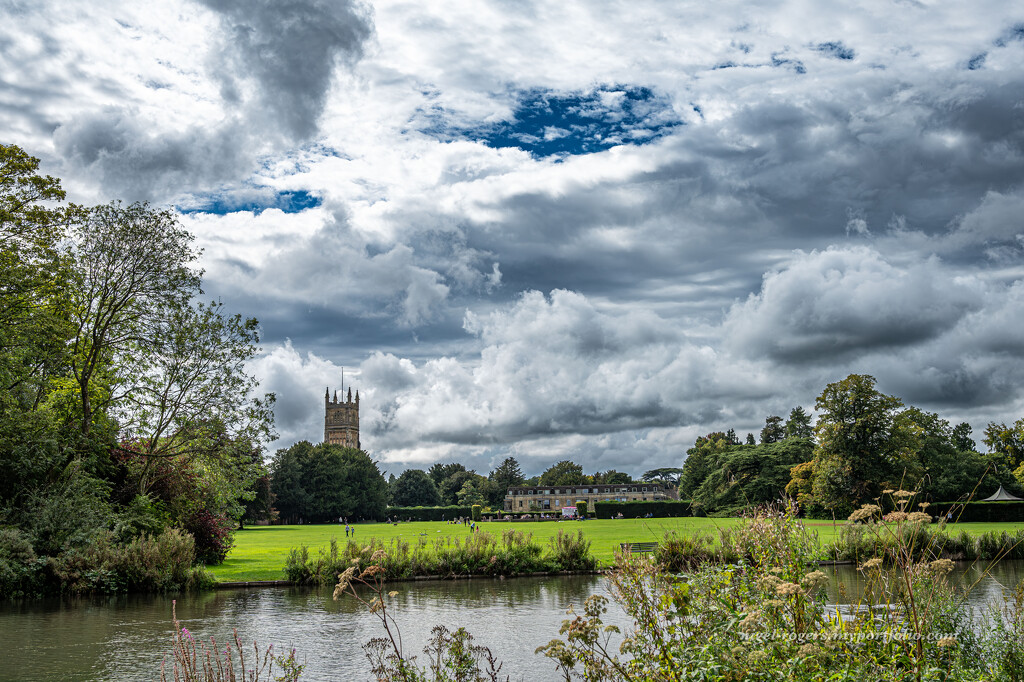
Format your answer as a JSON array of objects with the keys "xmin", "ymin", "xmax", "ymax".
[{"xmin": 982, "ymin": 485, "xmax": 1023, "ymax": 501}]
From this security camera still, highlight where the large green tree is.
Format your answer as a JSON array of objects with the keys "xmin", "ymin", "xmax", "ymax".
[
  {"xmin": 390, "ymin": 469, "xmax": 442, "ymax": 507},
  {"xmin": 117, "ymin": 300, "xmax": 275, "ymax": 496},
  {"xmin": 641, "ymin": 467, "xmax": 683, "ymax": 487},
  {"xmin": 691, "ymin": 438, "xmax": 814, "ymax": 513},
  {"xmin": 67, "ymin": 201, "xmax": 201, "ymax": 436},
  {"xmin": 760, "ymin": 416, "xmax": 785, "ymax": 444},
  {"xmin": 428, "ymin": 462, "xmax": 466, "ymax": 487},
  {"xmin": 680, "ymin": 432, "xmax": 731, "ymax": 498},
  {"xmin": 540, "ymin": 460, "xmax": 585, "ymax": 486},
  {"xmin": 785, "ymin": 406, "xmax": 814, "ymax": 440},
  {"xmin": 808, "ymin": 374, "xmax": 919, "ymax": 515},
  {"xmin": 0, "ymin": 144, "xmax": 80, "ymax": 408},
  {"xmin": 270, "ymin": 442, "xmax": 388, "ymax": 522},
  {"xmin": 983, "ymin": 419, "xmax": 1024, "ymax": 474},
  {"xmin": 438, "ymin": 469, "xmax": 486, "ymax": 505},
  {"xmin": 489, "ymin": 457, "xmax": 525, "ymax": 492},
  {"xmin": 905, "ymin": 408, "xmax": 1015, "ymax": 501}
]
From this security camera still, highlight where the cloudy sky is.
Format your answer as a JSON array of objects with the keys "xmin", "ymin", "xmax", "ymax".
[{"xmin": 3, "ymin": 1, "xmax": 1024, "ymax": 477}]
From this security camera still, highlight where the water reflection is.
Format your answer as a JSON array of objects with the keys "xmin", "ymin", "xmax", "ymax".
[
  {"xmin": 4, "ymin": 563, "xmax": 1024, "ymax": 682},
  {"xmin": 0, "ymin": 575, "xmax": 620, "ymax": 682},
  {"xmin": 824, "ymin": 559, "xmax": 1024, "ymax": 610}
]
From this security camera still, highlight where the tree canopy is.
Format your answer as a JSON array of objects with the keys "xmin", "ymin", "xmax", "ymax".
[
  {"xmin": 540, "ymin": 460, "xmax": 586, "ymax": 486},
  {"xmin": 270, "ymin": 442, "xmax": 388, "ymax": 522},
  {"xmin": 0, "ymin": 144, "xmax": 275, "ymax": 594},
  {"xmin": 390, "ymin": 469, "xmax": 442, "ymax": 507}
]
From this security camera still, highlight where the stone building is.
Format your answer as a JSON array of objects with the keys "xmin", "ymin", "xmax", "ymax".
[
  {"xmin": 503, "ymin": 482, "xmax": 675, "ymax": 512},
  {"xmin": 324, "ymin": 386, "xmax": 360, "ymax": 449}
]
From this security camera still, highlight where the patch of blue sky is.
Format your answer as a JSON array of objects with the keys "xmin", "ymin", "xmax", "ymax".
[
  {"xmin": 770, "ymin": 53, "xmax": 806, "ymax": 74},
  {"xmin": 995, "ymin": 24, "xmax": 1024, "ymax": 46},
  {"xmin": 814, "ymin": 41, "xmax": 855, "ymax": 60},
  {"xmin": 180, "ymin": 189, "xmax": 321, "ymax": 215},
  {"xmin": 419, "ymin": 85, "xmax": 681, "ymax": 158}
]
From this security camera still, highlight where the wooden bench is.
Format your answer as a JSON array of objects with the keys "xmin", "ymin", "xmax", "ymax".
[{"xmin": 619, "ymin": 541, "xmax": 658, "ymax": 554}]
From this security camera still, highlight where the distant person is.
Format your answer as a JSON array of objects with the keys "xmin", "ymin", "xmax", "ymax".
[{"xmin": 345, "ymin": 524, "xmax": 350, "ymax": 537}]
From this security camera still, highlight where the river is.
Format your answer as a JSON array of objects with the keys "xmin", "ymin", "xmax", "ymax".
[{"xmin": 3, "ymin": 561, "xmax": 1024, "ymax": 681}]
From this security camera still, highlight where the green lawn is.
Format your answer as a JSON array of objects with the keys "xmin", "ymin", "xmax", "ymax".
[{"xmin": 209, "ymin": 518, "xmax": 1024, "ymax": 583}]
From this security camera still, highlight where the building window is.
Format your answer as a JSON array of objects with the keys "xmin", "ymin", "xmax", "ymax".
[{"xmin": 642, "ymin": 487, "xmax": 648, "ymax": 492}]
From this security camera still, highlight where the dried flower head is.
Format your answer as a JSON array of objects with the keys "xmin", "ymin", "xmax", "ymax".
[
  {"xmin": 739, "ymin": 610, "xmax": 762, "ymax": 632},
  {"xmin": 860, "ymin": 557, "xmax": 883, "ymax": 571},
  {"xmin": 333, "ymin": 566, "xmax": 358, "ymax": 600},
  {"xmin": 883, "ymin": 511, "xmax": 908, "ymax": 523},
  {"xmin": 930, "ymin": 559, "xmax": 955, "ymax": 575},
  {"xmin": 937, "ymin": 637, "xmax": 957, "ymax": 648},
  {"xmin": 798, "ymin": 643, "xmax": 819, "ymax": 658},
  {"xmin": 776, "ymin": 582, "xmax": 802, "ymax": 596},
  {"xmin": 849, "ymin": 504, "xmax": 881, "ymax": 522},
  {"xmin": 907, "ymin": 512, "xmax": 932, "ymax": 524},
  {"xmin": 802, "ymin": 570, "xmax": 829, "ymax": 589}
]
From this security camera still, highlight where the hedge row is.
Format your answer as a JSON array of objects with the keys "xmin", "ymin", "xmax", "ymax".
[
  {"xmin": 594, "ymin": 500, "xmax": 694, "ymax": 519},
  {"xmin": 931, "ymin": 501, "xmax": 1024, "ymax": 523},
  {"xmin": 386, "ymin": 505, "xmax": 473, "ymax": 522}
]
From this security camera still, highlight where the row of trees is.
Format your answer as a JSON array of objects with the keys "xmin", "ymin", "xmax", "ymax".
[
  {"xmin": 681, "ymin": 374, "xmax": 1024, "ymax": 517},
  {"xmin": 387, "ymin": 458, "xmax": 671, "ymax": 510},
  {"xmin": 1, "ymin": 143, "xmax": 274, "ymax": 590}
]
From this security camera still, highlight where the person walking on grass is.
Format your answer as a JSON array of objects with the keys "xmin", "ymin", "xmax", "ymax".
[{"xmin": 345, "ymin": 524, "xmax": 350, "ymax": 537}]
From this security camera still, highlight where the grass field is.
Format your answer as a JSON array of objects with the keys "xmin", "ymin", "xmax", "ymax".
[{"xmin": 208, "ymin": 518, "xmax": 1024, "ymax": 583}]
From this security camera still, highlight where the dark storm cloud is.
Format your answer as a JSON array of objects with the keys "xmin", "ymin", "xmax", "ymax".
[
  {"xmin": 53, "ymin": 109, "xmax": 250, "ymax": 201},
  {"xmin": 50, "ymin": 0, "xmax": 372, "ymax": 202},
  {"xmin": 199, "ymin": 0, "xmax": 372, "ymax": 141},
  {"xmin": 723, "ymin": 247, "xmax": 984, "ymax": 363}
]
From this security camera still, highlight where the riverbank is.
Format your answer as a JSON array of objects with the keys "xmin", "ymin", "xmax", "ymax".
[{"xmin": 211, "ymin": 518, "xmax": 1024, "ymax": 583}]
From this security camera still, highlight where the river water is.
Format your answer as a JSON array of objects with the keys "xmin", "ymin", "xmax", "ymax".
[
  {"xmin": 3, "ymin": 562, "xmax": 1024, "ymax": 682},
  {"xmin": 0, "ymin": 575, "xmax": 620, "ymax": 682}
]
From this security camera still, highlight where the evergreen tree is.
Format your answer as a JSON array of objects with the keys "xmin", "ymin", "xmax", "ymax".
[
  {"xmin": 785, "ymin": 406, "xmax": 814, "ymax": 440},
  {"xmin": 760, "ymin": 416, "xmax": 785, "ymax": 444}
]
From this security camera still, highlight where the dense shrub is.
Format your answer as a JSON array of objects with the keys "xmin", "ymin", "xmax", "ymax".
[
  {"xmin": 536, "ymin": 512, "xmax": 995, "ymax": 681},
  {"xmin": 49, "ymin": 528, "xmax": 213, "ymax": 594},
  {"xmin": 0, "ymin": 527, "xmax": 42, "ymax": 597},
  {"xmin": 593, "ymin": 500, "xmax": 693, "ymax": 519},
  {"xmin": 547, "ymin": 530, "xmax": 597, "ymax": 571},
  {"xmin": 284, "ymin": 528, "xmax": 600, "ymax": 583},
  {"xmin": 471, "ymin": 504, "xmax": 481, "ymax": 522},
  {"xmin": 652, "ymin": 531, "xmax": 714, "ymax": 572},
  {"xmin": 182, "ymin": 509, "xmax": 235, "ymax": 564},
  {"xmin": 112, "ymin": 494, "xmax": 170, "ymax": 543},
  {"xmin": 824, "ymin": 522, "xmax": 1024, "ymax": 564},
  {"xmin": 932, "ymin": 501, "xmax": 1024, "ymax": 523}
]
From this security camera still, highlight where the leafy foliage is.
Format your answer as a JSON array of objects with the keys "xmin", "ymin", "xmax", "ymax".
[
  {"xmin": 540, "ymin": 460, "xmax": 586, "ymax": 486},
  {"xmin": 0, "ymin": 144, "xmax": 272, "ymax": 594},
  {"xmin": 391, "ymin": 469, "xmax": 442, "ymax": 507},
  {"xmin": 270, "ymin": 441, "xmax": 389, "ymax": 522}
]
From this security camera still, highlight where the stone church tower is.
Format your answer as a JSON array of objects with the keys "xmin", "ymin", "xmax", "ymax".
[{"xmin": 324, "ymin": 385, "xmax": 360, "ymax": 449}]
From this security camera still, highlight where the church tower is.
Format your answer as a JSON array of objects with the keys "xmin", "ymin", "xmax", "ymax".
[{"xmin": 324, "ymin": 384, "xmax": 360, "ymax": 449}]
